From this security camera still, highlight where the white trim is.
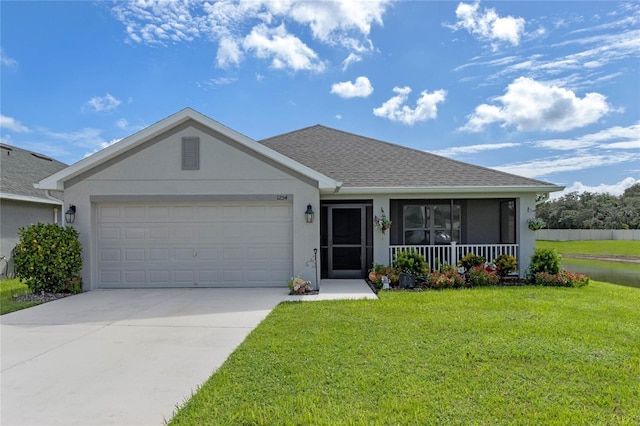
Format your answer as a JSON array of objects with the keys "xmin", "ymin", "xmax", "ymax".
[
  {"xmin": 35, "ymin": 108, "xmax": 340, "ymax": 192},
  {"xmin": 0, "ymin": 192, "xmax": 63, "ymax": 205},
  {"xmin": 334, "ymin": 185, "xmax": 564, "ymax": 195}
]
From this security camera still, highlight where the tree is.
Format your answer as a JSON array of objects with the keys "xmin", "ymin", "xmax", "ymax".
[{"xmin": 536, "ymin": 184, "xmax": 640, "ymax": 229}]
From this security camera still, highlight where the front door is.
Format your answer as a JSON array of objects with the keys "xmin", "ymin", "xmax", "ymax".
[{"xmin": 327, "ymin": 205, "xmax": 366, "ymax": 278}]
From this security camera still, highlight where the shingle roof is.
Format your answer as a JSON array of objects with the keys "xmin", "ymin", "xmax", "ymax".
[
  {"xmin": 260, "ymin": 125, "xmax": 556, "ymax": 189},
  {"xmin": 0, "ymin": 144, "xmax": 67, "ymax": 201}
]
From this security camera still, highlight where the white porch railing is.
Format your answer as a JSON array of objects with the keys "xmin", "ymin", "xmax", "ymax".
[{"xmin": 389, "ymin": 244, "xmax": 519, "ymax": 272}]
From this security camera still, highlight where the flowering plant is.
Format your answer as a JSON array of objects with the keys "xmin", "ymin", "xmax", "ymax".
[
  {"xmin": 466, "ymin": 265, "xmax": 499, "ymax": 286},
  {"xmin": 534, "ymin": 270, "xmax": 589, "ymax": 287},
  {"xmin": 527, "ymin": 217, "xmax": 546, "ymax": 231},
  {"xmin": 374, "ymin": 208, "xmax": 392, "ymax": 233},
  {"xmin": 288, "ymin": 276, "xmax": 313, "ymax": 294},
  {"xmin": 427, "ymin": 265, "xmax": 465, "ymax": 289}
]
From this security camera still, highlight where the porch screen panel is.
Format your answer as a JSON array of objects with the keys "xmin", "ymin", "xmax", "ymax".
[
  {"xmin": 404, "ymin": 205, "xmax": 430, "ymax": 244},
  {"xmin": 403, "ymin": 202, "xmax": 461, "ymax": 245},
  {"xmin": 500, "ymin": 200, "xmax": 516, "ymax": 244}
]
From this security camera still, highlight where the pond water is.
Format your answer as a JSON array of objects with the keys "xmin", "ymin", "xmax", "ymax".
[{"xmin": 562, "ymin": 259, "xmax": 640, "ymax": 288}]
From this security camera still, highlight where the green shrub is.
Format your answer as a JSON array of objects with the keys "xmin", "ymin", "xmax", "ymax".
[
  {"xmin": 13, "ymin": 223, "xmax": 83, "ymax": 294},
  {"xmin": 392, "ymin": 249, "xmax": 429, "ymax": 276},
  {"xmin": 458, "ymin": 253, "xmax": 485, "ymax": 272},
  {"xmin": 466, "ymin": 265, "xmax": 499, "ymax": 286},
  {"xmin": 427, "ymin": 265, "xmax": 465, "ymax": 289},
  {"xmin": 534, "ymin": 270, "xmax": 590, "ymax": 287},
  {"xmin": 528, "ymin": 248, "xmax": 561, "ymax": 276},
  {"xmin": 494, "ymin": 254, "xmax": 518, "ymax": 278}
]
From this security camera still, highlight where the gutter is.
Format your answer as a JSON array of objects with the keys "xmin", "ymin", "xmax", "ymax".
[{"xmin": 332, "ymin": 185, "xmax": 565, "ymax": 195}]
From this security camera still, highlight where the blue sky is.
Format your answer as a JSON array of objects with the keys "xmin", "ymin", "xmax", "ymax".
[{"xmin": 1, "ymin": 1, "xmax": 638, "ymax": 198}]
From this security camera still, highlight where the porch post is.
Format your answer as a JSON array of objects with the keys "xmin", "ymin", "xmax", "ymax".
[
  {"xmin": 518, "ymin": 195, "xmax": 537, "ymax": 277},
  {"xmin": 372, "ymin": 196, "xmax": 391, "ymax": 267}
]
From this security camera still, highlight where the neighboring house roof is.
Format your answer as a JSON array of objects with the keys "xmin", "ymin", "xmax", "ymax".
[
  {"xmin": 260, "ymin": 125, "xmax": 563, "ymax": 194},
  {"xmin": 35, "ymin": 108, "xmax": 340, "ymax": 192},
  {"xmin": 0, "ymin": 143, "xmax": 67, "ymax": 204}
]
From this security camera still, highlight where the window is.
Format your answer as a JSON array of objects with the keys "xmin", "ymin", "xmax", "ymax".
[
  {"xmin": 403, "ymin": 202, "xmax": 461, "ymax": 245},
  {"xmin": 182, "ymin": 137, "xmax": 199, "ymax": 170}
]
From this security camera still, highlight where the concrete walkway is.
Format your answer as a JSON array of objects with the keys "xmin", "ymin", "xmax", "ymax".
[
  {"xmin": 1, "ymin": 282, "xmax": 376, "ymax": 425},
  {"xmin": 284, "ymin": 279, "xmax": 378, "ymax": 301}
]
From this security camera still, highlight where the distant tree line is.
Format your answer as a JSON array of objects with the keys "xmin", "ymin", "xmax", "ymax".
[{"xmin": 536, "ymin": 183, "xmax": 640, "ymax": 229}]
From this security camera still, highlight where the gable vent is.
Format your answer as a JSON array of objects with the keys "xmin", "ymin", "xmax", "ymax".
[{"xmin": 182, "ymin": 137, "xmax": 200, "ymax": 170}]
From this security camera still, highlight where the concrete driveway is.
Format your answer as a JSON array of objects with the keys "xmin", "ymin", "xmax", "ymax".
[{"xmin": 1, "ymin": 288, "xmax": 288, "ymax": 426}]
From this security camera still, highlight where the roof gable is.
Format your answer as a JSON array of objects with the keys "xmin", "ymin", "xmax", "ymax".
[
  {"xmin": 260, "ymin": 125, "xmax": 562, "ymax": 193},
  {"xmin": 0, "ymin": 143, "xmax": 67, "ymax": 203},
  {"xmin": 36, "ymin": 108, "xmax": 338, "ymax": 192}
]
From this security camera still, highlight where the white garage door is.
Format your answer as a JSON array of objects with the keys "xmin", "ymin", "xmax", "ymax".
[{"xmin": 96, "ymin": 201, "xmax": 292, "ymax": 288}]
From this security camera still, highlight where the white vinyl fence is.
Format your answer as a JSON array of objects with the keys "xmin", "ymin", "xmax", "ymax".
[{"xmin": 536, "ymin": 229, "xmax": 640, "ymax": 241}]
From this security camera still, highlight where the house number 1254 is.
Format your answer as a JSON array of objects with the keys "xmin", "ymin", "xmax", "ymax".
[{"xmin": 276, "ymin": 195, "xmax": 288, "ymax": 200}]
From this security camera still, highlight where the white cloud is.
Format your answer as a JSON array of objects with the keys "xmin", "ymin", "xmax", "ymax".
[
  {"xmin": 243, "ymin": 24, "xmax": 325, "ymax": 73},
  {"xmin": 42, "ymin": 128, "xmax": 107, "ymax": 149},
  {"xmin": 534, "ymin": 123, "xmax": 640, "ymax": 150},
  {"xmin": 85, "ymin": 93, "xmax": 122, "ymax": 112},
  {"xmin": 330, "ymin": 76, "xmax": 373, "ymax": 99},
  {"xmin": 373, "ymin": 87, "xmax": 447, "ymax": 125},
  {"xmin": 216, "ymin": 37, "xmax": 243, "ymax": 68},
  {"xmin": 0, "ymin": 115, "xmax": 30, "ymax": 132},
  {"xmin": 461, "ymin": 77, "xmax": 610, "ymax": 132},
  {"xmin": 84, "ymin": 138, "xmax": 122, "ymax": 158},
  {"xmin": 115, "ymin": 118, "xmax": 129, "ymax": 129},
  {"xmin": 1, "ymin": 48, "xmax": 18, "ymax": 68},
  {"xmin": 550, "ymin": 177, "xmax": 639, "ymax": 199},
  {"xmin": 433, "ymin": 142, "xmax": 520, "ymax": 157},
  {"xmin": 452, "ymin": 1, "xmax": 525, "ymax": 49},
  {"xmin": 111, "ymin": 0, "xmax": 391, "ymax": 72},
  {"xmin": 494, "ymin": 152, "xmax": 640, "ymax": 179},
  {"xmin": 342, "ymin": 52, "xmax": 362, "ymax": 71}
]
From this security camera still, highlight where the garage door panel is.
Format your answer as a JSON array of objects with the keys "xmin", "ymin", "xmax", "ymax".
[
  {"xmin": 124, "ymin": 248, "xmax": 146, "ymax": 262},
  {"xmin": 124, "ymin": 270, "xmax": 145, "ymax": 284},
  {"xmin": 149, "ymin": 270, "xmax": 170, "ymax": 283},
  {"xmin": 149, "ymin": 249, "xmax": 170, "ymax": 261},
  {"xmin": 97, "ymin": 201, "xmax": 292, "ymax": 288},
  {"xmin": 99, "ymin": 227, "xmax": 121, "ymax": 240}
]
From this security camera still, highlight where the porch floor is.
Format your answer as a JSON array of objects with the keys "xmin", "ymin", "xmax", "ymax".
[{"xmin": 283, "ymin": 279, "xmax": 378, "ymax": 302}]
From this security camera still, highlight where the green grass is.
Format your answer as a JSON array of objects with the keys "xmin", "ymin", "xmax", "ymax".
[
  {"xmin": 169, "ymin": 283, "xmax": 640, "ymax": 425},
  {"xmin": 537, "ymin": 240, "xmax": 640, "ymax": 259},
  {"xmin": 0, "ymin": 279, "xmax": 40, "ymax": 315}
]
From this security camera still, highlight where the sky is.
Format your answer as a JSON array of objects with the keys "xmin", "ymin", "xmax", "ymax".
[{"xmin": 1, "ymin": 1, "xmax": 639, "ymax": 199}]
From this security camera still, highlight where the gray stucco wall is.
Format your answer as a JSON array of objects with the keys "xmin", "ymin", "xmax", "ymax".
[
  {"xmin": 0, "ymin": 199, "xmax": 62, "ymax": 277},
  {"xmin": 63, "ymin": 122, "xmax": 320, "ymax": 290}
]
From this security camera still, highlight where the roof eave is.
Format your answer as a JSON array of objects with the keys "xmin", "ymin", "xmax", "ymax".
[
  {"xmin": 334, "ymin": 185, "xmax": 565, "ymax": 195},
  {"xmin": 0, "ymin": 192, "xmax": 64, "ymax": 205}
]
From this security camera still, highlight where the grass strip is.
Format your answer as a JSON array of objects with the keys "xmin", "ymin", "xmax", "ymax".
[
  {"xmin": 169, "ymin": 282, "xmax": 640, "ymax": 425},
  {"xmin": 0, "ymin": 279, "xmax": 40, "ymax": 315},
  {"xmin": 537, "ymin": 240, "xmax": 640, "ymax": 259}
]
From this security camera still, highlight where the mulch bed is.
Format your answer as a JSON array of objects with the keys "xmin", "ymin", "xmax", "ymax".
[
  {"xmin": 15, "ymin": 292, "xmax": 74, "ymax": 303},
  {"xmin": 366, "ymin": 276, "xmax": 529, "ymax": 294}
]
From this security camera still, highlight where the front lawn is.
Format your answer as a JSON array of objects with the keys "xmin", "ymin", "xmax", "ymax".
[
  {"xmin": 0, "ymin": 279, "xmax": 41, "ymax": 315},
  {"xmin": 170, "ymin": 282, "xmax": 640, "ymax": 425}
]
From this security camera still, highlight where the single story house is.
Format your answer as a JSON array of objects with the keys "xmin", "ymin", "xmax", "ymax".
[
  {"xmin": 1, "ymin": 143, "xmax": 68, "ymax": 278},
  {"xmin": 36, "ymin": 108, "xmax": 562, "ymax": 290}
]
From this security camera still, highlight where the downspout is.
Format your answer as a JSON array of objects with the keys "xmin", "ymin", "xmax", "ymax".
[{"xmin": 44, "ymin": 190, "xmax": 64, "ymax": 225}]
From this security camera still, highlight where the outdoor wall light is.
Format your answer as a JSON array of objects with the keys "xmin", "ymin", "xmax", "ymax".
[
  {"xmin": 65, "ymin": 205, "xmax": 76, "ymax": 224},
  {"xmin": 305, "ymin": 203, "xmax": 314, "ymax": 223}
]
